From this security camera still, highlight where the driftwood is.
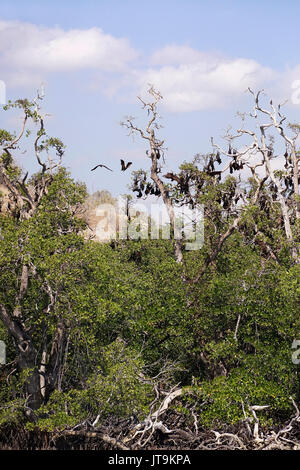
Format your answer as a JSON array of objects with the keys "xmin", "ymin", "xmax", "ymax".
[
  {"xmin": 0, "ymin": 375, "xmax": 299, "ymax": 451},
  {"xmin": 52, "ymin": 393, "xmax": 300, "ymax": 451}
]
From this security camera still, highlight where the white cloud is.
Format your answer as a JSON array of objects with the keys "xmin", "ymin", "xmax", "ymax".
[
  {"xmin": 270, "ymin": 64, "xmax": 300, "ymax": 106},
  {"xmin": 0, "ymin": 23, "xmax": 285, "ymax": 113},
  {"xmin": 0, "ymin": 20, "xmax": 138, "ymax": 79},
  {"xmin": 138, "ymin": 46, "xmax": 277, "ymax": 112},
  {"xmin": 150, "ymin": 44, "xmax": 221, "ymax": 66}
]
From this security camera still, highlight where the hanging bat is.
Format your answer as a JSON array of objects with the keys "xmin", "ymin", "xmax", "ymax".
[
  {"xmin": 145, "ymin": 183, "xmax": 152, "ymax": 195},
  {"xmin": 121, "ymin": 159, "xmax": 132, "ymax": 171},
  {"xmin": 216, "ymin": 151, "xmax": 222, "ymax": 165},
  {"xmin": 163, "ymin": 172, "xmax": 181, "ymax": 184},
  {"xmin": 208, "ymin": 170, "xmax": 222, "ymax": 178},
  {"xmin": 91, "ymin": 164, "xmax": 113, "ymax": 172}
]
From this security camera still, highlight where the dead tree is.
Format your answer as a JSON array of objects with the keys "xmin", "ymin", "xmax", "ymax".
[
  {"xmin": 121, "ymin": 86, "xmax": 183, "ymax": 263},
  {"xmin": 211, "ymin": 88, "xmax": 299, "ymax": 264},
  {"xmin": 121, "ymin": 86, "xmax": 279, "ymax": 277}
]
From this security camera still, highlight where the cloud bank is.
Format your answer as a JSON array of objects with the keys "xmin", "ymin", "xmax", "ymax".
[
  {"xmin": 0, "ymin": 21, "xmax": 296, "ymax": 112},
  {"xmin": 138, "ymin": 45, "xmax": 277, "ymax": 112},
  {"xmin": 0, "ymin": 20, "xmax": 137, "ymax": 86}
]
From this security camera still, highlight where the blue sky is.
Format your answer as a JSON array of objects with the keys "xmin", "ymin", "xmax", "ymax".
[{"xmin": 1, "ymin": 0, "xmax": 300, "ymax": 196}]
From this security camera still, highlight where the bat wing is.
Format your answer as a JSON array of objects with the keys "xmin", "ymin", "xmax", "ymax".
[
  {"xmin": 91, "ymin": 164, "xmax": 112, "ymax": 171},
  {"xmin": 102, "ymin": 165, "xmax": 113, "ymax": 171}
]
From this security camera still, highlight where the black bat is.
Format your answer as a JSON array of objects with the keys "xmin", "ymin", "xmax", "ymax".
[
  {"xmin": 121, "ymin": 159, "xmax": 132, "ymax": 171},
  {"xmin": 163, "ymin": 172, "xmax": 181, "ymax": 184},
  {"xmin": 91, "ymin": 164, "xmax": 113, "ymax": 172}
]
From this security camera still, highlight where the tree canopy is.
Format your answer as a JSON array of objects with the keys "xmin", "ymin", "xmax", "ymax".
[{"xmin": 0, "ymin": 88, "xmax": 299, "ymax": 450}]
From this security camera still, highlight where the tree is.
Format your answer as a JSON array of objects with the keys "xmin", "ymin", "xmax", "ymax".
[
  {"xmin": 119, "ymin": 86, "xmax": 300, "ymax": 429},
  {"xmin": 211, "ymin": 88, "xmax": 299, "ymax": 264},
  {"xmin": 122, "ymin": 86, "xmax": 299, "ymax": 276},
  {"xmin": 0, "ymin": 87, "xmax": 299, "ymax": 449},
  {"xmin": 0, "ymin": 92, "xmax": 87, "ymax": 416},
  {"xmin": 122, "ymin": 86, "xmax": 184, "ymax": 263}
]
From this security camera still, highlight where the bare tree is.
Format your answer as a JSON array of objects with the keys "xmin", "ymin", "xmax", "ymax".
[
  {"xmin": 122, "ymin": 86, "xmax": 297, "ymax": 279},
  {"xmin": 121, "ymin": 86, "xmax": 183, "ymax": 263},
  {"xmin": 211, "ymin": 88, "xmax": 299, "ymax": 264}
]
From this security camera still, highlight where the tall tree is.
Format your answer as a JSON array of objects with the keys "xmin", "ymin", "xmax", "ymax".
[
  {"xmin": 122, "ymin": 86, "xmax": 299, "ymax": 275},
  {"xmin": 0, "ymin": 92, "xmax": 87, "ymax": 416}
]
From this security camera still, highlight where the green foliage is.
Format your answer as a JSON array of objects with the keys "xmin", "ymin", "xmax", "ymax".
[
  {"xmin": 28, "ymin": 338, "xmax": 153, "ymax": 431},
  {"xmin": 189, "ymin": 368, "xmax": 294, "ymax": 428},
  {"xmin": 0, "ymin": 95, "xmax": 299, "ymax": 439},
  {"xmin": 0, "ymin": 129, "xmax": 15, "ymax": 145}
]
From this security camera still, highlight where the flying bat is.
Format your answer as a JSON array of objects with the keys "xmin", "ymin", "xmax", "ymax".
[
  {"xmin": 121, "ymin": 159, "xmax": 133, "ymax": 171},
  {"xmin": 91, "ymin": 164, "xmax": 113, "ymax": 172}
]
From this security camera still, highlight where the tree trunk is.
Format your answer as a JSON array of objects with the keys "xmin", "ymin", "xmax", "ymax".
[
  {"xmin": 0, "ymin": 304, "xmax": 43, "ymax": 416},
  {"xmin": 17, "ymin": 342, "xmax": 43, "ymax": 416}
]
